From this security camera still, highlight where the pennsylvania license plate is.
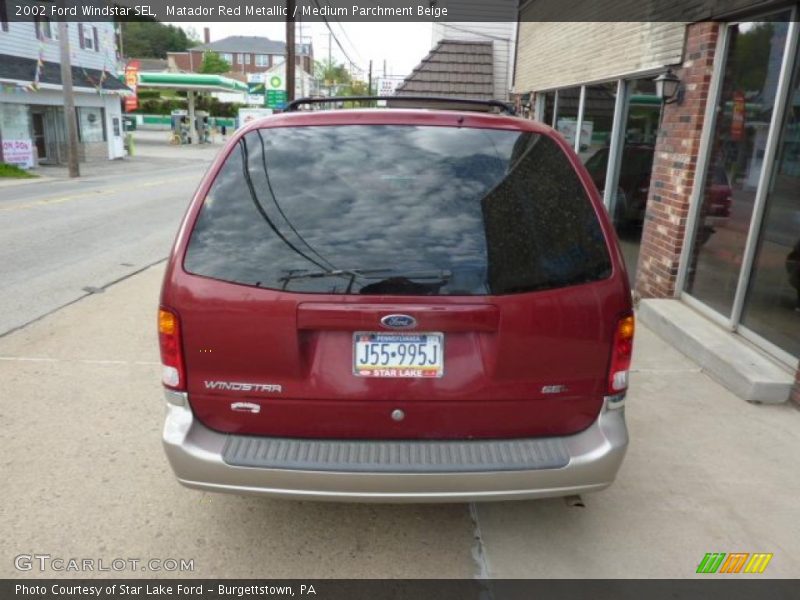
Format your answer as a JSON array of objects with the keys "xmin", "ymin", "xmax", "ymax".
[{"xmin": 353, "ymin": 332, "xmax": 444, "ymax": 378}]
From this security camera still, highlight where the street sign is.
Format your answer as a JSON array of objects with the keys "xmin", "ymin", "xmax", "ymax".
[{"xmin": 266, "ymin": 89, "xmax": 287, "ymax": 109}]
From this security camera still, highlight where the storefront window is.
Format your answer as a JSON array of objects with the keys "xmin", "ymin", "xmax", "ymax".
[
  {"xmin": 554, "ymin": 86, "xmax": 580, "ymax": 145},
  {"xmin": 579, "ymin": 82, "xmax": 616, "ymax": 163},
  {"xmin": 684, "ymin": 15, "xmax": 791, "ymax": 318},
  {"xmin": 77, "ymin": 107, "xmax": 105, "ymax": 143},
  {"xmin": 541, "ymin": 91, "xmax": 555, "ymax": 126},
  {"xmin": 740, "ymin": 41, "xmax": 800, "ymax": 358},
  {"xmin": 0, "ymin": 104, "xmax": 34, "ymax": 168},
  {"xmin": 582, "ymin": 78, "xmax": 661, "ymax": 277}
]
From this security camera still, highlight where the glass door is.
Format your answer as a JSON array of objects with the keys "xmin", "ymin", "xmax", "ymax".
[
  {"xmin": 683, "ymin": 14, "xmax": 793, "ymax": 319},
  {"xmin": 739, "ymin": 37, "xmax": 800, "ymax": 360},
  {"xmin": 682, "ymin": 11, "xmax": 799, "ymax": 364}
]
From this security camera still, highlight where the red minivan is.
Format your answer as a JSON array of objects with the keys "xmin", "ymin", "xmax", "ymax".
[{"xmin": 159, "ymin": 99, "xmax": 634, "ymax": 502}]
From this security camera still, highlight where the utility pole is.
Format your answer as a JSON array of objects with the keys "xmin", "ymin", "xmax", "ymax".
[
  {"xmin": 286, "ymin": 0, "xmax": 296, "ymax": 102},
  {"xmin": 327, "ymin": 32, "xmax": 332, "ymax": 97},
  {"xmin": 368, "ymin": 60, "xmax": 373, "ymax": 96},
  {"xmin": 58, "ymin": 18, "xmax": 80, "ymax": 178}
]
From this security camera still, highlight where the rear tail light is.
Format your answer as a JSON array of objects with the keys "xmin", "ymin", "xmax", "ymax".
[
  {"xmin": 608, "ymin": 313, "xmax": 635, "ymax": 394},
  {"xmin": 158, "ymin": 307, "xmax": 185, "ymax": 390}
]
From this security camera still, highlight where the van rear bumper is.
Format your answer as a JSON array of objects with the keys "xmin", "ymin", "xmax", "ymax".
[{"xmin": 162, "ymin": 395, "xmax": 628, "ymax": 503}]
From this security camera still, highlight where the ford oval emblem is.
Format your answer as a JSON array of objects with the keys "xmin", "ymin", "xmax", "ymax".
[{"xmin": 380, "ymin": 314, "xmax": 417, "ymax": 329}]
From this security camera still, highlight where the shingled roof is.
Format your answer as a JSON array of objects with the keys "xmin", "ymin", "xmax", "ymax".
[{"xmin": 394, "ymin": 40, "xmax": 494, "ymax": 100}]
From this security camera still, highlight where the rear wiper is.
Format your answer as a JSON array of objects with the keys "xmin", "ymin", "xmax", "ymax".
[
  {"xmin": 278, "ymin": 268, "xmax": 451, "ymax": 293},
  {"xmin": 278, "ymin": 268, "xmax": 386, "ymax": 293}
]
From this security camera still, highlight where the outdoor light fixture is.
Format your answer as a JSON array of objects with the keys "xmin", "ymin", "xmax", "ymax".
[{"xmin": 654, "ymin": 69, "xmax": 683, "ymax": 104}]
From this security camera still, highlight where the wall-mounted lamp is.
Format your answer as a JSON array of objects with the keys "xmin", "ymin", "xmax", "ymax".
[{"xmin": 654, "ymin": 69, "xmax": 684, "ymax": 105}]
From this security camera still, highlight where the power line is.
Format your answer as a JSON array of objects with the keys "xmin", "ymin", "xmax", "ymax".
[
  {"xmin": 313, "ymin": 0, "xmax": 364, "ymax": 75},
  {"xmin": 329, "ymin": 14, "xmax": 363, "ymax": 64}
]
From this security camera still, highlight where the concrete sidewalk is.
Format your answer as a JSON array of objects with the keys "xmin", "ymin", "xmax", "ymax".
[{"xmin": 0, "ymin": 264, "xmax": 798, "ymax": 578}]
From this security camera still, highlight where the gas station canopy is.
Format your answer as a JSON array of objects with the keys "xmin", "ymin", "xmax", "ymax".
[
  {"xmin": 135, "ymin": 72, "xmax": 247, "ymax": 144},
  {"xmin": 137, "ymin": 72, "xmax": 248, "ymax": 94}
]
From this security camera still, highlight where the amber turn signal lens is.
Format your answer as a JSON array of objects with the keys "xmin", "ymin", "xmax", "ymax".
[
  {"xmin": 158, "ymin": 309, "xmax": 176, "ymax": 336},
  {"xmin": 618, "ymin": 315, "xmax": 635, "ymax": 340}
]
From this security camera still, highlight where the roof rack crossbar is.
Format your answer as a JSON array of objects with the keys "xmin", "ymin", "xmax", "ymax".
[{"xmin": 285, "ymin": 96, "xmax": 515, "ymax": 115}]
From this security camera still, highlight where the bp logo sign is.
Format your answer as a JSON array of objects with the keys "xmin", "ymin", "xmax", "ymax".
[{"xmin": 269, "ymin": 75, "xmax": 284, "ymax": 90}]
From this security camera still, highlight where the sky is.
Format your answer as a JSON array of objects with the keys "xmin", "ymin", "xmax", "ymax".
[{"xmin": 171, "ymin": 21, "xmax": 434, "ymax": 81}]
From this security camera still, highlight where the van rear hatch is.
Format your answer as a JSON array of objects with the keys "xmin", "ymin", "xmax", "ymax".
[{"xmin": 164, "ymin": 117, "xmax": 630, "ymax": 439}]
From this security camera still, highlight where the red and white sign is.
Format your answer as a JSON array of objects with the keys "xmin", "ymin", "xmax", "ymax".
[
  {"xmin": 124, "ymin": 60, "xmax": 140, "ymax": 112},
  {"xmin": 731, "ymin": 91, "xmax": 746, "ymax": 142},
  {"xmin": 2, "ymin": 139, "xmax": 35, "ymax": 169}
]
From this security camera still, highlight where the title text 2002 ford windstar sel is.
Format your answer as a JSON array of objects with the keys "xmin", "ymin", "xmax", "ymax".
[{"xmin": 159, "ymin": 99, "xmax": 634, "ymax": 502}]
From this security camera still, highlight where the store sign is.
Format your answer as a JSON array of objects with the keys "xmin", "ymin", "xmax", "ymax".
[
  {"xmin": 124, "ymin": 60, "xmax": 140, "ymax": 112},
  {"xmin": 557, "ymin": 119, "xmax": 594, "ymax": 151},
  {"xmin": 731, "ymin": 91, "xmax": 746, "ymax": 142},
  {"xmin": 238, "ymin": 108, "xmax": 274, "ymax": 126},
  {"xmin": 268, "ymin": 74, "xmax": 284, "ymax": 90},
  {"xmin": 377, "ymin": 78, "xmax": 400, "ymax": 96},
  {"xmin": 2, "ymin": 139, "xmax": 35, "ymax": 169},
  {"xmin": 266, "ymin": 89, "xmax": 287, "ymax": 109}
]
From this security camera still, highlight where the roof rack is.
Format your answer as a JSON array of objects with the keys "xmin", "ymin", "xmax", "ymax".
[{"xmin": 285, "ymin": 96, "xmax": 516, "ymax": 115}]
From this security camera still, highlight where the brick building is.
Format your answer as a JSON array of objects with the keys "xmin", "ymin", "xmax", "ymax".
[
  {"xmin": 167, "ymin": 30, "xmax": 313, "ymax": 77},
  {"xmin": 514, "ymin": 1, "xmax": 800, "ymax": 405}
]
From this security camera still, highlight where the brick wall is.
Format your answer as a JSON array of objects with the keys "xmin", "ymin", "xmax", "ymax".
[{"xmin": 634, "ymin": 22, "xmax": 721, "ymax": 299}]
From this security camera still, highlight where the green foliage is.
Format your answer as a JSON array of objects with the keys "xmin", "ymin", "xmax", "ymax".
[
  {"xmin": 119, "ymin": 20, "xmax": 198, "ymax": 59},
  {"xmin": 0, "ymin": 163, "xmax": 37, "ymax": 178},
  {"xmin": 199, "ymin": 52, "xmax": 231, "ymax": 75},
  {"xmin": 133, "ymin": 95, "xmax": 242, "ymax": 118},
  {"xmin": 137, "ymin": 89, "xmax": 161, "ymax": 100},
  {"xmin": 314, "ymin": 60, "xmax": 352, "ymax": 85},
  {"xmin": 731, "ymin": 22, "xmax": 774, "ymax": 94}
]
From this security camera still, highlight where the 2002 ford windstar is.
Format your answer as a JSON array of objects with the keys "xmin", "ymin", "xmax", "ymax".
[{"xmin": 159, "ymin": 98, "xmax": 634, "ymax": 502}]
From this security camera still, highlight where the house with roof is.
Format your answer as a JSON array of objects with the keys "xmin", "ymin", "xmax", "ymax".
[
  {"xmin": 0, "ymin": 15, "xmax": 130, "ymax": 167},
  {"xmin": 392, "ymin": 2, "xmax": 517, "ymax": 106},
  {"xmin": 167, "ymin": 29, "xmax": 313, "ymax": 77}
]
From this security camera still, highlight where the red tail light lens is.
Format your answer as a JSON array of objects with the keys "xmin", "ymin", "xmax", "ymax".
[
  {"xmin": 158, "ymin": 307, "xmax": 185, "ymax": 390},
  {"xmin": 608, "ymin": 313, "xmax": 635, "ymax": 394}
]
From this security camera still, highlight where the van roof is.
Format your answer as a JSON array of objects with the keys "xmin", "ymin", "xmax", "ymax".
[{"xmin": 238, "ymin": 108, "xmax": 555, "ymax": 137}]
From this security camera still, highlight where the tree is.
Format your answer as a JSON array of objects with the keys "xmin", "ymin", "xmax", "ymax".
[
  {"xmin": 314, "ymin": 60, "xmax": 352, "ymax": 86},
  {"xmin": 119, "ymin": 20, "xmax": 199, "ymax": 59},
  {"xmin": 199, "ymin": 52, "xmax": 231, "ymax": 74}
]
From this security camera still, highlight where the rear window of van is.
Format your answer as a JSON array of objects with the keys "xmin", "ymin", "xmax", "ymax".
[{"xmin": 184, "ymin": 125, "xmax": 612, "ymax": 295}]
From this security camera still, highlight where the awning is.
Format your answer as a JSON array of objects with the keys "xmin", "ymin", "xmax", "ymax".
[{"xmin": 137, "ymin": 72, "xmax": 248, "ymax": 94}]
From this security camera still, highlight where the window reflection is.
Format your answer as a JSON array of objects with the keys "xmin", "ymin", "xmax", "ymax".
[
  {"xmin": 741, "ymin": 41, "xmax": 800, "ymax": 357},
  {"xmin": 184, "ymin": 125, "xmax": 611, "ymax": 295},
  {"xmin": 684, "ymin": 17, "xmax": 791, "ymax": 317}
]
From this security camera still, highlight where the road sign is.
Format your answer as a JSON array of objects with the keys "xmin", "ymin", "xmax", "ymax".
[{"xmin": 266, "ymin": 89, "xmax": 287, "ymax": 109}]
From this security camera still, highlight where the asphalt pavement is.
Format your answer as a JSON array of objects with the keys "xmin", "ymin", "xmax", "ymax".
[{"xmin": 0, "ymin": 135, "xmax": 219, "ymax": 336}]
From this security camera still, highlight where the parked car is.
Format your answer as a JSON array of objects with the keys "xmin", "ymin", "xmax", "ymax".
[
  {"xmin": 584, "ymin": 144, "xmax": 654, "ymax": 228},
  {"xmin": 159, "ymin": 101, "xmax": 634, "ymax": 502},
  {"xmin": 706, "ymin": 164, "xmax": 733, "ymax": 219}
]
